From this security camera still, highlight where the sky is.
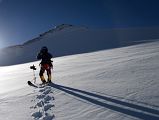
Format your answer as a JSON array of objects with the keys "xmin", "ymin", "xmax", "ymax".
[{"xmin": 0, "ymin": 0, "xmax": 159, "ymax": 48}]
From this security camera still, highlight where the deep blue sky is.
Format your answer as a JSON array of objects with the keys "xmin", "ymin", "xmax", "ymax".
[{"xmin": 0, "ymin": 0, "xmax": 159, "ymax": 48}]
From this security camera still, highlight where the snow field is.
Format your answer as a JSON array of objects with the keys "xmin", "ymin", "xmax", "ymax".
[{"xmin": 0, "ymin": 41, "xmax": 159, "ymax": 120}]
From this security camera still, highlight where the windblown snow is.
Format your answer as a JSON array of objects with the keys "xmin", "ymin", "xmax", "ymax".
[{"xmin": 0, "ymin": 41, "xmax": 159, "ymax": 120}]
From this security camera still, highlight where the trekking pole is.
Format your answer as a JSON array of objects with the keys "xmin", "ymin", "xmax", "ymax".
[{"xmin": 30, "ymin": 65, "xmax": 37, "ymax": 83}]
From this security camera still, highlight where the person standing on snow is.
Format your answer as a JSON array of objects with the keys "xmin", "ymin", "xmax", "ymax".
[{"xmin": 37, "ymin": 46, "xmax": 53, "ymax": 84}]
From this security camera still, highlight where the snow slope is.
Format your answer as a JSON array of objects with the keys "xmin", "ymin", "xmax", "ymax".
[
  {"xmin": 0, "ymin": 41, "xmax": 159, "ymax": 120},
  {"xmin": 1, "ymin": 24, "xmax": 159, "ymax": 66}
]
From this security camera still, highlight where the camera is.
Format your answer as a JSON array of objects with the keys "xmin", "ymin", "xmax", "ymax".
[{"xmin": 30, "ymin": 65, "xmax": 36, "ymax": 70}]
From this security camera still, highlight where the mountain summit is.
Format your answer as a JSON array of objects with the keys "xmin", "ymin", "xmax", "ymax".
[{"xmin": 0, "ymin": 25, "xmax": 159, "ymax": 66}]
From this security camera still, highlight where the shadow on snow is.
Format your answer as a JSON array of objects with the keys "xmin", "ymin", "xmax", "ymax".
[{"xmin": 50, "ymin": 83, "xmax": 159, "ymax": 120}]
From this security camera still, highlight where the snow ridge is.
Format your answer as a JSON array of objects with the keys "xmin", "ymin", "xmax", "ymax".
[{"xmin": 1, "ymin": 25, "xmax": 159, "ymax": 66}]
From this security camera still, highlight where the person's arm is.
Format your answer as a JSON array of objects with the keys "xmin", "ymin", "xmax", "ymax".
[
  {"xmin": 37, "ymin": 52, "xmax": 42, "ymax": 60},
  {"xmin": 48, "ymin": 53, "xmax": 53, "ymax": 59}
]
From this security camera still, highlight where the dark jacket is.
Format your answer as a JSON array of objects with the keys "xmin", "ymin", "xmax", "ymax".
[{"xmin": 37, "ymin": 52, "xmax": 53, "ymax": 65}]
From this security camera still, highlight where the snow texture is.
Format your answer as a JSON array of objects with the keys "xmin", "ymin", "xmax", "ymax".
[{"xmin": 31, "ymin": 86, "xmax": 54, "ymax": 120}]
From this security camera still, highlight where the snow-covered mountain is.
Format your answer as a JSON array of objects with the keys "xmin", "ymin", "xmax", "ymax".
[
  {"xmin": 0, "ymin": 24, "xmax": 159, "ymax": 66},
  {"xmin": 0, "ymin": 41, "xmax": 159, "ymax": 120}
]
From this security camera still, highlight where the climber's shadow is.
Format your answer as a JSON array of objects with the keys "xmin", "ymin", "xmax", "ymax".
[{"xmin": 50, "ymin": 83, "xmax": 159, "ymax": 120}]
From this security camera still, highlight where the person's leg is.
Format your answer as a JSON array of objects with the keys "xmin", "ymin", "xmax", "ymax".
[
  {"xmin": 39, "ymin": 67, "xmax": 46, "ymax": 83},
  {"xmin": 46, "ymin": 68, "xmax": 52, "ymax": 82}
]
